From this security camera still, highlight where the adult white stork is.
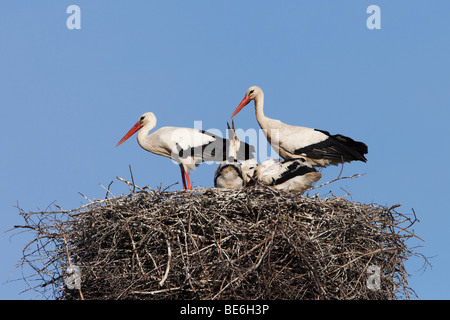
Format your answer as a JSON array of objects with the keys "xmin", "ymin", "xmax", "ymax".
[
  {"xmin": 250, "ymin": 158, "xmax": 322, "ymax": 193},
  {"xmin": 116, "ymin": 112, "xmax": 255, "ymax": 190},
  {"xmin": 214, "ymin": 121, "xmax": 258, "ymax": 189},
  {"xmin": 231, "ymin": 86, "xmax": 368, "ymax": 167}
]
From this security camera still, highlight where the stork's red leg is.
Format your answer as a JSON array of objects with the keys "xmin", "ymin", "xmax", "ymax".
[
  {"xmin": 185, "ymin": 170, "xmax": 193, "ymax": 190},
  {"xmin": 179, "ymin": 165, "xmax": 187, "ymax": 190}
]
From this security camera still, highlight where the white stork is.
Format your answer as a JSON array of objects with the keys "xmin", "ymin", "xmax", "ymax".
[
  {"xmin": 250, "ymin": 158, "xmax": 322, "ymax": 193},
  {"xmin": 214, "ymin": 121, "xmax": 258, "ymax": 189},
  {"xmin": 231, "ymin": 86, "xmax": 368, "ymax": 167},
  {"xmin": 241, "ymin": 158, "xmax": 259, "ymax": 186},
  {"xmin": 214, "ymin": 121, "xmax": 244, "ymax": 189},
  {"xmin": 116, "ymin": 112, "xmax": 255, "ymax": 190}
]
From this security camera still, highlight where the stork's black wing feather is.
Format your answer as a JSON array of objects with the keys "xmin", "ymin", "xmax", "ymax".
[
  {"xmin": 294, "ymin": 129, "xmax": 368, "ymax": 163},
  {"xmin": 271, "ymin": 159, "xmax": 318, "ymax": 186},
  {"xmin": 176, "ymin": 131, "xmax": 255, "ymax": 163}
]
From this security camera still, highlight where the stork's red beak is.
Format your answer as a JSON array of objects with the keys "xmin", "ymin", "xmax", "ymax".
[
  {"xmin": 116, "ymin": 122, "xmax": 142, "ymax": 147},
  {"xmin": 231, "ymin": 96, "xmax": 251, "ymax": 118}
]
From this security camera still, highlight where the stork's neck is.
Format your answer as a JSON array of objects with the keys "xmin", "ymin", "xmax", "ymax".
[
  {"xmin": 254, "ymin": 92, "xmax": 270, "ymax": 128},
  {"xmin": 137, "ymin": 121, "xmax": 156, "ymax": 149},
  {"xmin": 228, "ymin": 139, "xmax": 238, "ymax": 161}
]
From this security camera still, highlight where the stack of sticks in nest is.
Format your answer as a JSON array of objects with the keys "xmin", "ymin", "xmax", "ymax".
[{"xmin": 12, "ymin": 178, "xmax": 425, "ymax": 300}]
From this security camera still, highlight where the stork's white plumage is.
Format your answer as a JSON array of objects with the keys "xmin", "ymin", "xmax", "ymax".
[
  {"xmin": 116, "ymin": 112, "xmax": 255, "ymax": 190},
  {"xmin": 231, "ymin": 86, "xmax": 368, "ymax": 167},
  {"xmin": 251, "ymin": 158, "xmax": 322, "ymax": 193},
  {"xmin": 241, "ymin": 158, "xmax": 259, "ymax": 185}
]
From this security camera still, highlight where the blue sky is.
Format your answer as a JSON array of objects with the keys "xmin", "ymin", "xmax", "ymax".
[{"xmin": 1, "ymin": 1, "xmax": 449, "ymax": 299}]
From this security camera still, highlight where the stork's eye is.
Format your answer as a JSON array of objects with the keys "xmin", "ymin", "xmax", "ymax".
[
  {"xmin": 249, "ymin": 90, "xmax": 255, "ymax": 95},
  {"xmin": 140, "ymin": 116, "xmax": 145, "ymax": 121}
]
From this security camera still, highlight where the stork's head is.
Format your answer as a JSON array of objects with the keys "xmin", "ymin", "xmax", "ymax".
[
  {"xmin": 116, "ymin": 112, "xmax": 157, "ymax": 147},
  {"xmin": 227, "ymin": 120, "xmax": 238, "ymax": 144},
  {"xmin": 231, "ymin": 86, "xmax": 263, "ymax": 118},
  {"xmin": 245, "ymin": 86, "xmax": 262, "ymax": 100},
  {"xmin": 138, "ymin": 112, "xmax": 156, "ymax": 127}
]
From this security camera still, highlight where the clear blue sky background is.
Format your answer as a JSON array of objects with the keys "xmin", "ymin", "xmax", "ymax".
[{"xmin": 1, "ymin": 1, "xmax": 449, "ymax": 299}]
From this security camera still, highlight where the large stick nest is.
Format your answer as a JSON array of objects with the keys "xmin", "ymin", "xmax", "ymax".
[{"xmin": 12, "ymin": 179, "xmax": 424, "ymax": 300}]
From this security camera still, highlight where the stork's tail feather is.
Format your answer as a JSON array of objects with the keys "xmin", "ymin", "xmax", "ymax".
[
  {"xmin": 332, "ymin": 134, "xmax": 368, "ymax": 162},
  {"xmin": 295, "ymin": 129, "xmax": 369, "ymax": 165}
]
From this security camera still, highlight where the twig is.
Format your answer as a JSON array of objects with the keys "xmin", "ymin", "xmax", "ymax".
[
  {"xmin": 307, "ymin": 173, "xmax": 366, "ymax": 191},
  {"xmin": 125, "ymin": 223, "xmax": 146, "ymax": 276},
  {"xmin": 99, "ymin": 183, "xmax": 115, "ymax": 198},
  {"xmin": 212, "ymin": 231, "xmax": 274, "ymax": 300},
  {"xmin": 129, "ymin": 165, "xmax": 136, "ymax": 193},
  {"xmin": 78, "ymin": 192, "xmax": 93, "ymax": 203},
  {"xmin": 105, "ymin": 181, "xmax": 114, "ymax": 199},
  {"xmin": 159, "ymin": 239, "xmax": 172, "ymax": 287},
  {"xmin": 131, "ymin": 287, "xmax": 182, "ymax": 295},
  {"xmin": 116, "ymin": 176, "xmax": 148, "ymax": 193}
]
